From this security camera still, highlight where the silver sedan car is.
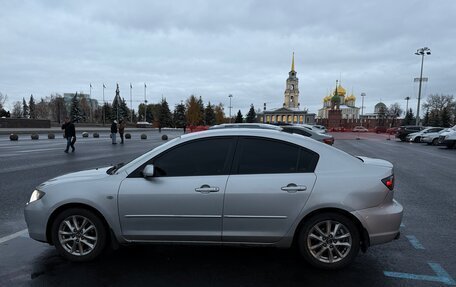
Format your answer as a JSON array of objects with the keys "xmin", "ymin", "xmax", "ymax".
[{"xmin": 25, "ymin": 128, "xmax": 403, "ymax": 269}]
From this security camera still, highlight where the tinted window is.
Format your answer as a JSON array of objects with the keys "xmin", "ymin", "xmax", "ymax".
[
  {"xmin": 298, "ymin": 149, "xmax": 320, "ymax": 172},
  {"xmin": 235, "ymin": 137, "xmax": 319, "ymax": 174},
  {"xmin": 152, "ymin": 137, "xmax": 235, "ymax": 177}
]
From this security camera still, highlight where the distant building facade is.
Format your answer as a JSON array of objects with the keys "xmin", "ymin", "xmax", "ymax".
[{"xmin": 258, "ymin": 53, "xmax": 316, "ymax": 124}]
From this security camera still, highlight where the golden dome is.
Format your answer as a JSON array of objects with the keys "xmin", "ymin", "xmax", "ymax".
[
  {"xmin": 346, "ymin": 94, "xmax": 356, "ymax": 101},
  {"xmin": 335, "ymin": 85, "xmax": 346, "ymax": 96},
  {"xmin": 323, "ymin": 95, "xmax": 332, "ymax": 102}
]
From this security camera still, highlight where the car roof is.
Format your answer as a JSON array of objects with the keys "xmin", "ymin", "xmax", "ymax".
[{"xmin": 209, "ymin": 123, "xmax": 282, "ymax": 130}]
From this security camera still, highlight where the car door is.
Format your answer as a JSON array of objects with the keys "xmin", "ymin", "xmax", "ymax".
[
  {"xmin": 222, "ymin": 137, "xmax": 318, "ymax": 243},
  {"xmin": 118, "ymin": 137, "xmax": 236, "ymax": 242}
]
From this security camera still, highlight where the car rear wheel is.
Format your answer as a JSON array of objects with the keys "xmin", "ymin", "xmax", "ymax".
[
  {"xmin": 51, "ymin": 208, "xmax": 107, "ymax": 262},
  {"xmin": 298, "ymin": 213, "xmax": 360, "ymax": 270}
]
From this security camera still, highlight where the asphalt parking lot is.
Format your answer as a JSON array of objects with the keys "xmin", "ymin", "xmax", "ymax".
[{"xmin": 0, "ymin": 131, "xmax": 455, "ymax": 286}]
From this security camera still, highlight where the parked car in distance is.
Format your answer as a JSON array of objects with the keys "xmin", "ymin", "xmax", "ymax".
[
  {"xmin": 438, "ymin": 125, "xmax": 456, "ymax": 148},
  {"xmin": 374, "ymin": 126, "xmax": 387, "ymax": 133},
  {"xmin": 352, "ymin": 126, "xmax": 368, "ymax": 132},
  {"xmin": 395, "ymin": 125, "xmax": 426, "ymax": 142},
  {"xmin": 312, "ymin": 125, "xmax": 328, "ymax": 133},
  {"xmin": 281, "ymin": 125, "xmax": 334, "ymax": 145},
  {"xmin": 211, "ymin": 124, "xmax": 334, "ymax": 145},
  {"xmin": 406, "ymin": 127, "xmax": 444, "ymax": 143},
  {"xmin": 136, "ymin": 121, "xmax": 151, "ymax": 128},
  {"xmin": 25, "ymin": 128, "xmax": 402, "ymax": 269},
  {"xmin": 386, "ymin": 127, "xmax": 399, "ymax": 135},
  {"xmin": 421, "ymin": 128, "xmax": 451, "ymax": 145},
  {"xmin": 295, "ymin": 124, "xmax": 326, "ymax": 133}
]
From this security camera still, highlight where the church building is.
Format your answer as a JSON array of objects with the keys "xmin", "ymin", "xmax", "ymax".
[
  {"xmin": 317, "ymin": 82, "xmax": 360, "ymax": 120},
  {"xmin": 259, "ymin": 53, "xmax": 315, "ymax": 124}
]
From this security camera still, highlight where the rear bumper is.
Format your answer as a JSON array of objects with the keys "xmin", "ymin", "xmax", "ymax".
[{"xmin": 352, "ymin": 199, "xmax": 403, "ymax": 246}]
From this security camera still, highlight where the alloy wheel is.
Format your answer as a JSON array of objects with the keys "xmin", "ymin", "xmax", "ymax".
[
  {"xmin": 58, "ymin": 215, "xmax": 98, "ymax": 256},
  {"xmin": 306, "ymin": 220, "xmax": 352, "ymax": 264}
]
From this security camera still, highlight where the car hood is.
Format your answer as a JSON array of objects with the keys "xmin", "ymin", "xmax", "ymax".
[
  {"xmin": 37, "ymin": 166, "xmax": 112, "ymax": 189},
  {"xmin": 356, "ymin": 156, "xmax": 393, "ymax": 169}
]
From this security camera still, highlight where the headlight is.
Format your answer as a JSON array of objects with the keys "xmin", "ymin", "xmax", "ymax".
[{"xmin": 28, "ymin": 189, "xmax": 45, "ymax": 204}]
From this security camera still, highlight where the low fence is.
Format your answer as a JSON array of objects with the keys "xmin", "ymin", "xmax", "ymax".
[
  {"xmin": 0, "ymin": 118, "xmax": 51, "ymax": 128},
  {"xmin": 315, "ymin": 118, "xmax": 402, "ymax": 130}
]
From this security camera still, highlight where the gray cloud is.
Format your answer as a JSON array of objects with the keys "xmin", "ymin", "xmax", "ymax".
[{"xmin": 1, "ymin": 0, "xmax": 455, "ymax": 115}]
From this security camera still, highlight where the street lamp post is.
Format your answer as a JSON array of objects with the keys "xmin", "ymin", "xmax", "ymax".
[
  {"xmin": 228, "ymin": 94, "xmax": 233, "ymax": 123},
  {"xmin": 414, "ymin": 47, "xmax": 431, "ymax": 125},
  {"xmin": 144, "ymin": 83, "xmax": 147, "ymax": 122},
  {"xmin": 102, "ymin": 84, "xmax": 106, "ymax": 126},
  {"xmin": 405, "ymin": 96, "xmax": 410, "ymax": 112},
  {"xmin": 89, "ymin": 83, "xmax": 92, "ymax": 123},
  {"xmin": 130, "ymin": 83, "xmax": 133, "ymax": 123},
  {"xmin": 361, "ymin": 93, "xmax": 366, "ymax": 124}
]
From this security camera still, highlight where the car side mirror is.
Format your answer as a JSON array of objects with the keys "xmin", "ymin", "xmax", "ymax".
[{"xmin": 143, "ymin": 164, "xmax": 155, "ymax": 178}]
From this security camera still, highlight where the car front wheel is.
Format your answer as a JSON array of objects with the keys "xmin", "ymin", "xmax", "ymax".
[
  {"xmin": 51, "ymin": 208, "xmax": 107, "ymax": 262},
  {"xmin": 298, "ymin": 213, "xmax": 360, "ymax": 270}
]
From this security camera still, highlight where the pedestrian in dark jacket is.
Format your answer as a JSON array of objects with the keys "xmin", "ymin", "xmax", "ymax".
[
  {"xmin": 61, "ymin": 117, "xmax": 76, "ymax": 153},
  {"xmin": 118, "ymin": 119, "xmax": 126, "ymax": 144},
  {"xmin": 111, "ymin": 120, "xmax": 118, "ymax": 144}
]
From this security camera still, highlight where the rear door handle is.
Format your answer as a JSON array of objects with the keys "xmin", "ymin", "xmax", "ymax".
[
  {"xmin": 281, "ymin": 183, "xmax": 307, "ymax": 193},
  {"xmin": 195, "ymin": 185, "xmax": 220, "ymax": 193}
]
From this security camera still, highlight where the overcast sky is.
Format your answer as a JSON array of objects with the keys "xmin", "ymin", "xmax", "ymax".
[{"xmin": 1, "ymin": 0, "xmax": 455, "ymax": 115}]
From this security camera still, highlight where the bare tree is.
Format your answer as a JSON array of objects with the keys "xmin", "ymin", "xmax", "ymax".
[
  {"xmin": 422, "ymin": 94, "xmax": 455, "ymax": 127},
  {"xmin": 423, "ymin": 94, "xmax": 455, "ymax": 111},
  {"xmin": 35, "ymin": 98, "xmax": 50, "ymax": 119},
  {"xmin": 11, "ymin": 101, "xmax": 22, "ymax": 118},
  {"xmin": 0, "ymin": 92, "xmax": 7, "ymax": 110}
]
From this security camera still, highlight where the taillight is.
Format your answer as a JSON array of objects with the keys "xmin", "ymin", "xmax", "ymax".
[
  {"xmin": 382, "ymin": 175, "xmax": 394, "ymax": 190},
  {"xmin": 323, "ymin": 138, "xmax": 334, "ymax": 145}
]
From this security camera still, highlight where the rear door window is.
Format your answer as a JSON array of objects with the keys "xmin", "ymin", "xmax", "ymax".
[{"xmin": 233, "ymin": 137, "xmax": 319, "ymax": 174}]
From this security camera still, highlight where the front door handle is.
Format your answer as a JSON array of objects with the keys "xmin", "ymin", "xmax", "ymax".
[
  {"xmin": 195, "ymin": 185, "xmax": 220, "ymax": 193},
  {"xmin": 281, "ymin": 183, "xmax": 307, "ymax": 193}
]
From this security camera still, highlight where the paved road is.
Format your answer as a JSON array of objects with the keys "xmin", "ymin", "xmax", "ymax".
[{"xmin": 0, "ymin": 133, "xmax": 455, "ymax": 286}]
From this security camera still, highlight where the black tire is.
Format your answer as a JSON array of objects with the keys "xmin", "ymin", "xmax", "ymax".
[
  {"xmin": 446, "ymin": 141, "xmax": 455, "ymax": 149},
  {"xmin": 432, "ymin": 138, "xmax": 439, "ymax": 146},
  {"xmin": 51, "ymin": 208, "xmax": 107, "ymax": 262},
  {"xmin": 414, "ymin": 137, "xmax": 421, "ymax": 143},
  {"xmin": 298, "ymin": 213, "xmax": 360, "ymax": 270}
]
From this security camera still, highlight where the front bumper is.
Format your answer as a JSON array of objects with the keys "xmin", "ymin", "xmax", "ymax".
[
  {"xmin": 352, "ymin": 199, "xmax": 403, "ymax": 246},
  {"xmin": 24, "ymin": 200, "xmax": 49, "ymax": 243}
]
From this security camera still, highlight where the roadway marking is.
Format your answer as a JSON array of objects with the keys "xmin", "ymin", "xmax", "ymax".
[
  {"xmin": 406, "ymin": 235, "xmax": 425, "ymax": 249},
  {"xmin": 0, "ymin": 229, "xmax": 28, "ymax": 244},
  {"xmin": 17, "ymin": 148, "xmax": 63, "ymax": 153},
  {"xmin": 384, "ymin": 262, "xmax": 456, "ymax": 285}
]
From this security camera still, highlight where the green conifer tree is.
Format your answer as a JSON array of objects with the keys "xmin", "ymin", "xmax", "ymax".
[
  {"xmin": 235, "ymin": 110, "xmax": 243, "ymax": 123},
  {"xmin": 246, "ymin": 104, "xmax": 257, "ymax": 123}
]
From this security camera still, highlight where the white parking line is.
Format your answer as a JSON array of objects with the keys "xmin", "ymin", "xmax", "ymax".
[
  {"xmin": 0, "ymin": 229, "xmax": 28, "ymax": 244},
  {"xmin": 17, "ymin": 148, "xmax": 63, "ymax": 153}
]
